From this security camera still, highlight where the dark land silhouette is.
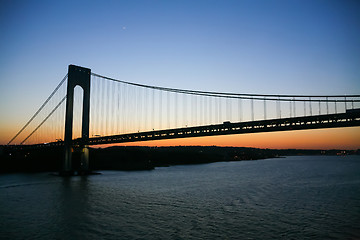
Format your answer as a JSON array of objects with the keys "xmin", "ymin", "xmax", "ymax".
[{"xmin": 0, "ymin": 145, "xmax": 359, "ymax": 173}]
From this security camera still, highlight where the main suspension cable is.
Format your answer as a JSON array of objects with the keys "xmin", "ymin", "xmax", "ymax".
[
  {"xmin": 91, "ymin": 73, "xmax": 360, "ymax": 102},
  {"xmin": 7, "ymin": 74, "xmax": 68, "ymax": 145},
  {"xmin": 20, "ymin": 96, "xmax": 67, "ymax": 145}
]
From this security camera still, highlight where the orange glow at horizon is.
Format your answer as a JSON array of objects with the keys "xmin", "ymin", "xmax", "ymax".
[{"xmin": 96, "ymin": 127, "xmax": 360, "ymax": 150}]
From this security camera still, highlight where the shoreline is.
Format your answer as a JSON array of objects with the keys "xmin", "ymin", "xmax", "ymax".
[{"xmin": 1, "ymin": 146, "xmax": 359, "ymax": 173}]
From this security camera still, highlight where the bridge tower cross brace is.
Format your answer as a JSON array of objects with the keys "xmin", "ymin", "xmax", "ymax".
[{"xmin": 62, "ymin": 65, "xmax": 91, "ymax": 175}]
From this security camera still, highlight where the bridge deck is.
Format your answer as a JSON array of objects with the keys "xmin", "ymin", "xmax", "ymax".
[
  {"xmin": 7, "ymin": 112, "xmax": 360, "ymax": 150},
  {"xmin": 86, "ymin": 112, "xmax": 360, "ymax": 145}
]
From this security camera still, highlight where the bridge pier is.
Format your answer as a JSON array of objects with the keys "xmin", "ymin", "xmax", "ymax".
[
  {"xmin": 60, "ymin": 65, "xmax": 91, "ymax": 176},
  {"xmin": 79, "ymin": 146, "xmax": 90, "ymax": 174},
  {"xmin": 63, "ymin": 146, "xmax": 73, "ymax": 175}
]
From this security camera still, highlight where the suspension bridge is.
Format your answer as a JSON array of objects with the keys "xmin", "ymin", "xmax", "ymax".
[{"xmin": 5, "ymin": 65, "xmax": 360, "ymax": 175}]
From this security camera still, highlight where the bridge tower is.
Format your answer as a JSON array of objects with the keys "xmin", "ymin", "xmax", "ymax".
[{"xmin": 62, "ymin": 65, "xmax": 91, "ymax": 175}]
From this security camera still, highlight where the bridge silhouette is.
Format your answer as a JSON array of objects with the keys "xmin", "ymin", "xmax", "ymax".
[{"xmin": 6, "ymin": 65, "xmax": 360, "ymax": 175}]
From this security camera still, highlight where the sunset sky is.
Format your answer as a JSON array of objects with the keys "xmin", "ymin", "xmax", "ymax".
[{"xmin": 0, "ymin": 0, "xmax": 359, "ymax": 149}]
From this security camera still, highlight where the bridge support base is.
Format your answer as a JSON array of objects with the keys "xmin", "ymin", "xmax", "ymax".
[
  {"xmin": 62, "ymin": 146, "xmax": 73, "ymax": 174},
  {"xmin": 79, "ymin": 146, "xmax": 91, "ymax": 175},
  {"xmin": 59, "ymin": 145, "xmax": 93, "ymax": 176}
]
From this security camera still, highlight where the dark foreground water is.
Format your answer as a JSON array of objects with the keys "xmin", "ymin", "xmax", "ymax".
[{"xmin": 1, "ymin": 156, "xmax": 359, "ymax": 240}]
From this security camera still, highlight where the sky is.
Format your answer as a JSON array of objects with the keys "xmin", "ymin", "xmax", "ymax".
[{"xmin": 0, "ymin": 0, "xmax": 359, "ymax": 149}]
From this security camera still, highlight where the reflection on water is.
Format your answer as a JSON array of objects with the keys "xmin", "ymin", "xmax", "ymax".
[{"xmin": 1, "ymin": 156, "xmax": 360, "ymax": 239}]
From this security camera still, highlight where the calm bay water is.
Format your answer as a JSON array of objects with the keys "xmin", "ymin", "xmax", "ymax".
[{"xmin": 1, "ymin": 156, "xmax": 359, "ymax": 239}]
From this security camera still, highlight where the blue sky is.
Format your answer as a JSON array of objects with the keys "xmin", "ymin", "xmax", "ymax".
[{"xmin": 1, "ymin": 0, "xmax": 360, "ymax": 144}]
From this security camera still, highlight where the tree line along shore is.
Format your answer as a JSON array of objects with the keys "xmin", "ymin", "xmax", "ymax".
[{"xmin": 0, "ymin": 145, "xmax": 359, "ymax": 173}]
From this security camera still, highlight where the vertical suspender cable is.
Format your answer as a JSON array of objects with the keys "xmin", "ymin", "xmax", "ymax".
[
  {"xmin": 184, "ymin": 93, "xmax": 187, "ymax": 127},
  {"xmin": 251, "ymin": 98, "xmax": 254, "ymax": 121},
  {"xmin": 219, "ymin": 97, "xmax": 222, "ymax": 123},
  {"xmin": 144, "ymin": 86, "xmax": 148, "ymax": 131},
  {"xmin": 139, "ymin": 87, "xmax": 143, "ymax": 132},
  {"xmin": 228, "ymin": 98, "xmax": 231, "ymax": 122},
  {"xmin": 116, "ymin": 82, "xmax": 120, "ymax": 134},
  {"xmin": 104, "ymin": 79, "xmax": 109, "ymax": 135},
  {"xmin": 279, "ymin": 97, "xmax": 281, "ymax": 119},
  {"xmin": 326, "ymin": 97, "xmax": 329, "ymax": 114},
  {"xmin": 293, "ymin": 98, "xmax": 296, "ymax": 118},
  {"xmin": 175, "ymin": 92, "xmax": 178, "ymax": 128},
  {"xmin": 239, "ymin": 98, "xmax": 242, "ymax": 122},
  {"xmin": 205, "ymin": 96, "xmax": 208, "ymax": 125},
  {"xmin": 335, "ymin": 100, "xmax": 337, "ymax": 114},
  {"xmin": 183, "ymin": 93, "xmax": 186, "ymax": 127},
  {"xmin": 98, "ymin": 77, "xmax": 103, "ymax": 135},
  {"xmin": 110, "ymin": 80, "xmax": 115, "ymax": 135},
  {"xmin": 122, "ymin": 83, "xmax": 127, "ymax": 133},
  {"xmin": 264, "ymin": 98, "xmax": 266, "ymax": 120},
  {"xmin": 344, "ymin": 96, "xmax": 347, "ymax": 111},
  {"xmin": 152, "ymin": 88, "xmax": 155, "ymax": 130},
  {"xmin": 123, "ymin": 83, "xmax": 127, "ymax": 133},
  {"xmin": 200, "ymin": 96, "xmax": 203, "ymax": 126},
  {"xmin": 226, "ymin": 98, "xmax": 230, "ymax": 121},
  {"xmin": 194, "ymin": 95, "xmax": 197, "ymax": 126},
  {"xmin": 167, "ymin": 90, "xmax": 170, "ymax": 129},
  {"xmin": 159, "ymin": 89, "xmax": 162, "ymax": 130},
  {"xmin": 208, "ymin": 97, "xmax": 211, "ymax": 125}
]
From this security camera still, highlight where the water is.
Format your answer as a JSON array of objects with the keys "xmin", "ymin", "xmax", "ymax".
[{"xmin": 1, "ymin": 156, "xmax": 359, "ymax": 239}]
